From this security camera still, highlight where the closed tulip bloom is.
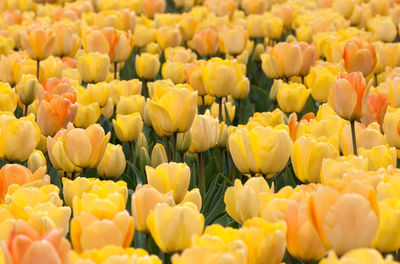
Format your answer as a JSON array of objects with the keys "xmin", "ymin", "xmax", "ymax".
[
  {"xmin": 0, "ymin": 164, "xmax": 48, "ymax": 203},
  {"xmin": 224, "ymin": 177, "xmax": 272, "ymax": 223},
  {"xmin": 110, "ymin": 79, "xmax": 142, "ymax": 105},
  {"xmin": 116, "ymin": 95, "xmax": 145, "ymax": 117},
  {"xmin": 51, "ymin": 22, "xmax": 80, "ymax": 58},
  {"xmin": 383, "ymin": 106, "xmax": 400, "ymax": 149},
  {"xmin": 176, "ymin": 130, "xmax": 192, "ymax": 154},
  {"xmin": 286, "ymin": 199, "xmax": 327, "ymax": 262},
  {"xmin": 151, "ymin": 143, "xmax": 168, "ymax": 168},
  {"xmin": 246, "ymin": 15, "xmax": 266, "ymax": 39},
  {"xmin": 146, "ymin": 162, "xmax": 190, "ymax": 203},
  {"xmin": 261, "ymin": 42, "xmax": 303, "ymax": 79},
  {"xmin": 277, "ymin": 82, "xmax": 310, "ymax": 113},
  {"xmin": 74, "ymin": 102, "xmax": 101, "ymax": 128},
  {"xmin": 367, "ymin": 16, "xmax": 397, "ymax": 43},
  {"xmin": 241, "ymin": 0, "xmax": 268, "ymax": 14},
  {"xmin": 184, "ymin": 61, "xmax": 207, "ymax": 96},
  {"xmin": 371, "ymin": 199, "xmax": 400, "ymax": 252},
  {"xmin": 1, "ymin": 221, "xmax": 70, "ymax": 264},
  {"xmin": 188, "ymin": 28, "xmax": 219, "ymax": 57},
  {"xmin": 202, "ymin": 58, "xmax": 248, "ymax": 98},
  {"xmin": 28, "ymin": 150, "xmax": 47, "ymax": 173},
  {"xmin": 328, "ymin": 72, "xmax": 371, "ymax": 121},
  {"xmin": 161, "ymin": 61, "xmax": 186, "ymax": 84},
  {"xmin": 71, "ymin": 210, "xmax": 134, "ymax": 253},
  {"xmin": 375, "ymin": 43, "xmax": 400, "ymax": 72},
  {"xmin": 164, "ymin": 47, "xmax": 197, "ymax": 63},
  {"xmin": 359, "ymin": 145, "xmax": 396, "ymax": 171},
  {"xmin": 16, "ymin": 74, "xmax": 39, "ymax": 107},
  {"xmin": 20, "ymin": 26, "xmax": 56, "ymax": 61},
  {"xmin": 292, "ymin": 136, "xmax": 339, "ymax": 183},
  {"xmin": 319, "ymin": 248, "xmax": 398, "ymax": 264},
  {"xmin": 85, "ymin": 27, "xmax": 133, "ymax": 63},
  {"xmin": 93, "ymin": 9, "xmax": 136, "ymax": 32},
  {"xmin": 238, "ymin": 218, "xmax": 286, "ymax": 264},
  {"xmin": 84, "ymin": 82, "xmax": 110, "ymax": 108},
  {"xmin": 0, "ymin": 82, "xmax": 17, "ymax": 113},
  {"xmin": 38, "ymin": 56, "xmax": 63, "ymax": 83},
  {"xmin": 321, "ymin": 155, "xmax": 368, "ymax": 183},
  {"xmin": 135, "ymin": 53, "xmax": 161, "ymax": 80},
  {"xmin": 247, "ymin": 109, "xmax": 286, "ymax": 128},
  {"xmin": 113, "ymin": 113, "xmax": 143, "ymax": 143},
  {"xmin": 219, "ymin": 27, "xmax": 247, "ymax": 55},
  {"xmin": 131, "ymin": 184, "xmax": 174, "ymax": 233},
  {"xmin": 156, "ymin": 26, "xmax": 182, "ymax": 50},
  {"xmin": 343, "ymin": 40, "xmax": 376, "ymax": 76},
  {"xmin": 77, "ymin": 52, "xmax": 110, "ymax": 83},
  {"xmin": 97, "ymin": 143, "xmax": 126, "ymax": 179},
  {"xmin": 0, "ymin": 113, "xmax": 41, "ymax": 162},
  {"xmin": 378, "ymin": 77, "xmax": 400, "ymax": 108},
  {"xmin": 361, "ymin": 93, "xmax": 388, "ymax": 126},
  {"xmin": 147, "ymin": 79, "xmax": 174, "ymax": 99},
  {"xmin": 133, "ymin": 25, "xmax": 156, "ymax": 48},
  {"xmin": 229, "ymin": 126, "xmax": 292, "ymax": 176},
  {"xmin": 305, "ymin": 63, "xmax": 341, "ymax": 103},
  {"xmin": 308, "ymin": 184, "xmax": 379, "ymax": 255},
  {"xmin": 144, "ymin": 0, "xmax": 166, "ymax": 18},
  {"xmin": 147, "ymin": 202, "xmax": 204, "ymax": 253},
  {"xmin": 188, "ymin": 113, "xmax": 219, "ymax": 153},
  {"xmin": 204, "ymin": 0, "xmax": 237, "ymax": 17},
  {"xmin": 147, "ymin": 86, "xmax": 197, "ymax": 137}
]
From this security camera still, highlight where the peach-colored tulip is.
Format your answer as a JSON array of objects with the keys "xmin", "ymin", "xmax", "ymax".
[
  {"xmin": 20, "ymin": 26, "xmax": 56, "ymax": 61},
  {"xmin": 188, "ymin": 28, "xmax": 219, "ymax": 58},
  {"xmin": 361, "ymin": 93, "xmax": 388, "ymax": 127},
  {"xmin": 204, "ymin": 0, "xmax": 238, "ymax": 17},
  {"xmin": 343, "ymin": 39, "xmax": 376, "ymax": 76},
  {"xmin": 1, "ymin": 221, "xmax": 70, "ymax": 264},
  {"xmin": 328, "ymin": 72, "xmax": 371, "ymax": 121},
  {"xmin": 51, "ymin": 22, "xmax": 81, "ymax": 58},
  {"xmin": 184, "ymin": 61, "xmax": 207, "ymax": 96},
  {"xmin": 298, "ymin": 42, "xmax": 318, "ymax": 76},
  {"xmin": 143, "ymin": 0, "xmax": 166, "ymax": 19}
]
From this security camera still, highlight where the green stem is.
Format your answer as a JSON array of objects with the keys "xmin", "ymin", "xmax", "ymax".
[
  {"xmin": 129, "ymin": 141, "xmax": 135, "ymax": 164},
  {"xmin": 172, "ymin": 133, "xmax": 177, "ymax": 162},
  {"xmin": 238, "ymin": 99, "xmax": 242, "ymax": 124},
  {"xmin": 350, "ymin": 120, "xmax": 357, "ymax": 155},
  {"xmin": 198, "ymin": 152, "xmax": 205, "ymax": 197},
  {"xmin": 218, "ymin": 97, "xmax": 223, "ymax": 122},
  {"xmin": 36, "ymin": 60, "xmax": 40, "ymax": 81},
  {"xmin": 114, "ymin": 62, "xmax": 118, "ymax": 80}
]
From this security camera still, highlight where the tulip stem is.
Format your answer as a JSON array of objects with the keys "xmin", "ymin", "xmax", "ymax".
[
  {"xmin": 36, "ymin": 60, "xmax": 40, "ymax": 81},
  {"xmin": 350, "ymin": 120, "xmax": 357, "ymax": 155},
  {"xmin": 180, "ymin": 152, "xmax": 185, "ymax": 163},
  {"xmin": 201, "ymin": 96, "xmax": 205, "ymax": 114},
  {"xmin": 218, "ymin": 97, "xmax": 223, "ymax": 122},
  {"xmin": 198, "ymin": 152, "xmax": 205, "ymax": 197},
  {"xmin": 114, "ymin": 62, "xmax": 118, "ymax": 80},
  {"xmin": 129, "ymin": 141, "xmax": 135, "ymax": 164},
  {"xmin": 238, "ymin": 99, "xmax": 242, "ymax": 124},
  {"xmin": 172, "ymin": 133, "xmax": 177, "ymax": 162},
  {"xmin": 145, "ymin": 233, "xmax": 149, "ymax": 251},
  {"xmin": 81, "ymin": 168, "xmax": 86, "ymax": 178},
  {"xmin": 23, "ymin": 105, "xmax": 27, "ymax": 116}
]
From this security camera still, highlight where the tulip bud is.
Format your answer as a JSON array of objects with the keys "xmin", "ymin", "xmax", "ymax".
[
  {"xmin": 97, "ymin": 143, "xmax": 126, "ymax": 179},
  {"xmin": 135, "ymin": 133, "xmax": 149, "ymax": 161},
  {"xmin": 135, "ymin": 53, "xmax": 161, "ymax": 80},
  {"xmin": 101, "ymin": 98, "xmax": 114, "ymax": 120},
  {"xmin": 277, "ymin": 82, "xmax": 311, "ymax": 113},
  {"xmin": 140, "ymin": 146, "xmax": 151, "ymax": 173},
  {"xmin": 189, "ymin": 113, "xmax": 220, "ymax": 153},
  {"xmin": 0, "ymin": 82, "xmax": 17, "ymax": 113},
  {"xmin": 77, "ymin": 52, "xmax": 110, "ymax": 83},
  {"xmin": 28, "ymin": 149, "xmax": 46, "ymax": 173},
  {"xmin": 16, "ymin": 73, "xmax": 39, "ymax": 106},
  {"xmin": 161, "ymin": 61, "xmax": 186, "ymax": 84},
  {"xmin": 269, "ymin": 79, "xmax": 280, "ymax": 103},
  {"xmin": 176, "ymin": 130, "xmax": 192, "ymax": 154},
  {"xmin": 151, "ymin": 143, "xmax": 168, "ymax": 167},
  {"xmin": 113, "ymin": 113, "xmax": 143, "ymax": 143}
]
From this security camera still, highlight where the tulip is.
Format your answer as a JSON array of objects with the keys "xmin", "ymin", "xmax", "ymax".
[
  {"xmin": 161, "ymin": 61, "xmax": 186, "ymax": 84},
  {"xmin": 147, "ymin": 79, "xmax": 175, "ymax": 99},
  {"xmin": 135, "ymin": 53, "xmax": 161, "ymax": 80},
  {"xmin": 224, "ymin": 177, "xmax": 272, "ymax": 223},
  {"xmin": 51, "ymin": 22, "xmax": 80, "ymax": 58},
  {"xmin": 286, "ymin": 199, "xmax": 327, "ymax": 261},
  {"xmin": 261, "ymin": 42, "xmax": 303, "ymax": 79},
  {"xmin": 133, "ymin": 25, "xmax": 156, "ymax": 48},
  {"xmin": 298, "ymin": 42, "xmax": 318, "ymax": 76},
  {"xmin": 178, "ymin": 14, "xmax": 199, "ymax": 42},
  {"xmin": 308, "ymin": 184, "xmax": 379, "ymax": 255},
  {"xmin": 38, "ymin": 56, "xmax": 63, "ymax": 83},
  {"xmin": 110, "ymin": 79, "xmax": 142, "ymax": 105},
  {"xmin": 93, "ymin": 9, "xmax": 136, "ymax": 32},
  {"xmin": 319, "ymin": 248, "xmax": 397, "ymax": 264},
  {"xmin": 164, "ymin": 47, "xmax": 197, "ymax": 63},
  {"xmin": 147, "ymin": 202, "xmax": 204, "ymax": 253},
  {"xmin": 343, "ymin": 40, "xmax": 376, "ymax": 77},
  {"xmin": 116, "ymin": 95, "xmax": 145, "ymax": 117},
  {"xmin": 375, "ymin": 43, "xmax": 400, "ymax": 72},
  {"xmin": 0, "ymin": 82, "xmax": 17, "ymax": 113},
  {"xmin": 360, "ymin": 93, "xmax": 388, "ymax": 126},
  {"xmin": 0, "ymin": 164, "xmax": 48, "ymax": 203},
  {"xmin": 0, "ymin": 113, "xmax": 41, "ymax": 162},
  {"xmin": 1, "ymin": 221, "xmax": 70, "ymax": 264},
  {"xmin": 16, "ymin": 74, "xmax": 39, "ymax": 108},
  {"xmin": 383, "ymin": 106, "xmax": 400, "ymax": 150},
  {"xmin": 321, "ymin": 155, "xmax": 368, "ymax": 183},
  {"xmin": 113, "ymin": 113, "xmax": 143, "ymax": 143},
  {"xmin": 247, "ymin": 109, "xmax": 286, "ymax": 128},
  {"xmin": 28, "ymin": 150, "xmax": 47, "ymax": 173},
  {"xmin": 176, "ymin": 130, "xmax": 192, "ymax": 154},
  {"xmin": 151, "ymin": 143, "xmax": 168, "ymax": 168},
  {"xmin": 359, "ymin": 145, "xmax": 397, "ymax": 171},
  {"xmin": 238, "ymin": 217, "xmax": 286, "ymax": 264},
  {"xmin": 201, "ymin": 58, "xmax": 248, "ymax": 98},
  {"xmin": 146, "ymin": 162, "xmax": 190, "ymax": 204},
  {"xmin": 74, "ymin": 102, "xmax": 101, "ymax": 128},
  {"xmin": 292, "ymin": 136, "xmax": 339, "ymax": 183},
  {"xmin": 156, "ymin": 26, "xmax": 182, "ymax": 51},
  {"xmin": 277, "ymin": 82, "xmax": 310, "ymax": 113},
  {"xmin": 188, "ymin": 113, "xmax": 219, "ymax": 154},
  {"xmin": 20, "ymin": 26, "xmax": 56, "ymax": 61},
  {"xmin": 229, "ymin": 126, "xmax": 292, "ymax": 176},
  {"xmin": 219, "ymin": 27, "xmax": 247, "ymax": 55},
  {"xmin": 131, "ymin": 184, "xmax": 174, "ymax": 233},
  {"xmin": 144, "ymin": 0, "xmax": 166, "ymax": 18},
  {"xmin": 77, "ymin": 52, "xmax": 110, "ymax": 83},
  {"xmin": 71, "ymin": 210, "xmax": 134, "ymax": 253},
  {"xmin": 246, "ymin": 15, "xmax": 266, "ymax": 39},
  {"xmin": 203, "ymin": 0, "xmax": 237, "ymax": 17},
  {"xmin": 97, "ymin": 143, "xmax": 126, "ymax": 179},
  {"xmin": 147, "ymin": 86, "xmax": 197, "ymax": 137},
  {"xmin": 188, "ymin": 28, "xmax": 219, "ymax": 58},
  {"xmin": 241, "ymin": 0, "xmax": 268, "ymax": 14},
  {"xmin": 367, "ymin": 16, "xmax": 397, "ymax": 43}
]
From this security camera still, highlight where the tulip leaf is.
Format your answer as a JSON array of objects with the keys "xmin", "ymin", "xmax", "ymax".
[{"xmin": 120, "ymin": 49, "xmax": 138, "ymax": 80}]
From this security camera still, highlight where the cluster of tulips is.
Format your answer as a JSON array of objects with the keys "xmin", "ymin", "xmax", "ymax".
[{"xmin": 2, "ymin": 0, "xmax": 400, "ymax": 263}]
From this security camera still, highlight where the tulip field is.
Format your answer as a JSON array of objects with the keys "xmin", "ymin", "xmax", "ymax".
[{"xmin": 2, "ymin": 0, "xmax": 400, "ymax": 263}]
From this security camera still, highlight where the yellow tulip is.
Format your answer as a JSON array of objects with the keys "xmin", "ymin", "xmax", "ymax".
[
  {"xmin": 0, "ymin": 82, "xmax": 17, "ymax": 113},
  {"xmin": 133, "ymin": 25, "xmax": 157, "ymax": 48},
  {"xmin": 238, "ymin": 218, "xmax": 286, "ymax": 264},
  {"xmin": 246, "ymin": 15, "xmax": 266, "ymax": 39},
  {"xmin": 0, "ymin": 113, "xmax": 41, "ymax": 162},
  {"xmin": 371, "ymin": 199, "xmax": 400, "ymax": 252},
  {"xmin": 116, "ymin": 95, "xmax": 146, "ymax": 117},
  {"xmin": 85, "ymin": 82, "xmax": 110, "ymax": 107},
  {"xmin": 113, "ymin": 113, "xmax": 143, "ymax": 143},
  {"xmin": 277, "ymin": 82, "xmax": 310, "ymax": 113},
  {"xmin": 359, "ymin": 145, "xmax": 397, "ymax": 171},
  {"xmin": 308, "ymin": 184, "xmax": 379, "ymax": 255},
  {"xmin": 131, "ymin": 184, "xmax": 174, "ymax": 233},
  {"xmin": 147, "ymin": 86, "xmax": 197, "ymax": 137},
  {"xmin": 161, "ymin": 61, "xmax": 186, "ymax": 84},
  {"xmin": 367, "ymin": 16, "xmax": 397, "ymax": 43},
  {"xmin": 147, "ymin": 79, "xmax": 174, "ymax": 98},
  {"xmin": 38, "ymin": 56, "xmax": 63, "ymax": 82},
  {"xmin": 305, "ymin": 63, "xmax": 341, "ymax": 103},
  {"xmin": 210, "ymin": 100, "xmax": 236, "ymax": 124},
  {"xmin": 20, "ymin": 26, "xmax": 56, "ymax": 61},
  {"xmin": 74, "ymin": 102, "xmax": 101, "ymax": 128},
  {"xmin": 135, "ymin": 53, "xmax": 161, "ymax": 80},
  {"xmin": 229, "ymin": 126, "xmax": 292, "ymax": 176},
  {"xmin": 156, "ymin": 26, "xmax": 182, "ymax": 50},
  {"xmin": 109, "ymin": 79, "xmax": 142, "ymax": 105},
  {"xmin": 201, "ymin": 58, "xmax": 248, "ymax": 98},
  {"xmin": 176, "ymin": 130, "xmax": 192, "ymax": 154},
  {"xmin": 247, "ymin": 109, "xmax": 286, "ymax": 128},
  {"xmin": 151, "ymin": 143, "xmax": 168, "ymax": 168},
  {"xmin": 28, "ymin": 149, "xmax": 46, "ymax": 173},
  {"xmin": 219, "ymin": 26, "xmax": 247, "ymax": 55},
  {"xmin": 319, "ymin": 248, "xmax": 397, "ymax": 264},
  {"xmin": 184, "ymin": 61, "xmax": 207, "ymax": 96},
  {"xmin": 224, "ymin": 177, "xmax": 273, "ymax": 223},
  {"xmin": 51, "ymin": 21, "xmax": 81, "ymax": 58},
  {"xmin": 383, "ymin": 106, "xmax": 400, "ymax": 149},
  {"xmin": 97, "ymin": 143, "xmax": 126, "ymax": 179},
  {"xmin": 292, "ymin": 136, "xmax": 339, "ymax": 183},
  {"xmin": 164, "ymin": 47, "xmax": 197, "ymax": 63},
  {"xmin": 146, "ymin": 162, "xmax": 190, "ymax": 204},
  {"xmin": 189, "ymin": 113, "xmax": 220, "ymax": 153},
  {"xmin": 321, "ymin": 155, "xmax": 368, "ymax": 183},
  {"xmin": 77, "ymin": 52, "xmax": 110, "ymax": 83},
  {"xmin": 16, "ymin": 73, "xmax": 39, "ymax": 107},
  {"xmin": 375, "ymin": 43, "xmax": 400, "ymax": 73},
  {"xmin": 71, "ymin": 210, "xmax": 134, "ymax": 253},
  {"xmin": 188, "ymin": 27, "xmax": 219, "ymax": 57},
  {"xmin": 147, "ymin": 202, "xmax": 204, "ymax": 253}
]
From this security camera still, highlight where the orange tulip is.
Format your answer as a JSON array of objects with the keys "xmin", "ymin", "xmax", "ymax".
[
  {"xmin": 143, "ymin": 0, "xmax": 166, "ymax": 19},
  {"xmin": 0, "ymin": 164, "xmax": 47, "ymax": 203},
  {"xmin": 343, "ymin": 39, "xmax": 376, "ymax": 76},
  {"xmin": 20, "ymin": 26, "xmax": 56, "ymax": 61},
  {"xmin": 1, "ymin": 221, "xmax": 70, "ymax": 264},
  {"xmin": 184, "ymin": 61, "xmax": 207, "ymax": 96},
  {"xmin": 298, "ymin": 42, "xmax": 318, "ymax": 76},
  {"xmin": 328, "ymin": 72, "xmax": 371, "ymax": 121},
  {"xmin": 288, "ymin": 112, "xmax": 316, "ymax": 141},
  {"xmin": 361, "ymin": 93, "xmax": 388, "ymax": 127},
  {"xmin": 188, "ymin": 28, "xmax": 219, "ymax": 58}
]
